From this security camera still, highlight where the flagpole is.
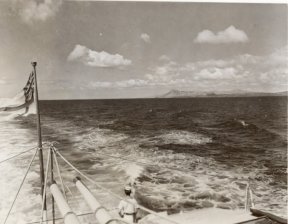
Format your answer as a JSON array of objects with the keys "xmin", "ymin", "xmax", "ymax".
[
  {"xmin": 50, "ymin": 147, "xmax": 55, "ymax": 223},
  {"xmin": 32, "ymin": 62, "xmax": 47, "ymax": 216}
]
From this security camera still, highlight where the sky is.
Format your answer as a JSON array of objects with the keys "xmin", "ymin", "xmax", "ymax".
[{"xmin": 0, "ymin": 1, "xmax": 287, "ymax": 99}]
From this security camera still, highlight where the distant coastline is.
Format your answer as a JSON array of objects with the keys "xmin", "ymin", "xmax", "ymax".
[{"xmin": 157, "ymin": 90, "xmax": 288, "ymax": 98}]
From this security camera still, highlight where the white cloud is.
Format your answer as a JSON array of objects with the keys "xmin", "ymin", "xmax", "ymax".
[
  {"xmin": 116, "ymin": 79, "xmax": 148, "ymax": 88},
  {"xmin": 83, "ymin": 45, "xmax": 287, "ymax": 91},
  {"xmin": 265, "ymin": 45, "xmax": 288, "ymax": 66},
  {"xmin": 257, "ymin": 46, "xmax": 288, "ymax": 85},
  {"xmin": 89, "ymin": 79, "xmax": 149, "ymax": 89},
  {"xmin": 159, "ymin": 55, "xmax": 170, "ymax": 61},
  {"xmin": 194, "ymin": 67, "xmax": 239, "ymax": 80},
  {"xmin": 0, "ymin": 79, "xmax": 7, "ymax": 85},
  {"xmin": 260, "ymin": 68, "xmax": 288, "ymax": 84},
  {"xmin": 67, "ymin": 45, "xmax": 132, "ymax": 68},
  {"xmin": 140, "ymin": 33, "xmax": 151, "ymax": 43},
  {"xmin": 16, "ymin": 0, "xmax": 62, "ymax": 24},
  {"xmin": 144, "ymin": 45, "xmax": 287, "ymax": 91},
  {"xmin": 194, "ymin": 26, "xmax": 249, "ymax": 44},
  {"xmin": 149, "ymin": 61, "xmax": 179, "ymax": 82},
  {"xmin": 89, "ymin": 81, "xmax": 113, "ymax": 88}
]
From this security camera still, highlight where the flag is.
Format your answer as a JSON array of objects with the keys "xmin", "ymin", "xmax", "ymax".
[{"xmin": 0, "ymin": 72, "xmax": 35, "ymax": 114}]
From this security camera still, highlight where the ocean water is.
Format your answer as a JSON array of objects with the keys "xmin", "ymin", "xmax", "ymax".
[{"xmin": 0, "ymin": 97, "xmax": 287, "ymax": 223}]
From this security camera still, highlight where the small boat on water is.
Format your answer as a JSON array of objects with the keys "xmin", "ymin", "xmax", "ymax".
[{"xmin": 1, "ymin": 63, "xmax": 286, "ymax": 224}]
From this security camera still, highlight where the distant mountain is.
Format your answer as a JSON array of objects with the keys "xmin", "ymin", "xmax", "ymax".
[{"xmin": 158, "ymin": 90, "xmax": 288, "ymax": 98}]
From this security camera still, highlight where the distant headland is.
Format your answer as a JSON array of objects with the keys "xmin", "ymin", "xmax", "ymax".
[{"xmin": 157, "ymin": 89, "xmax": 288, "ymax": 98}]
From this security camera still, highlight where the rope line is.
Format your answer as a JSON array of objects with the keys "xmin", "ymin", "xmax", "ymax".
[
  {"xmin": 39, "ymin": 148, "xmax": 51, "ymax": 224},
  {"xmin": 53, "ymin": 147, "xmax": 181, "ymax": 224},
  {"xmin": 52, "ymin": 148, "xmax": 85, "ymax": 216},
  {"xmin": 0, "ymin": 146, "xmax": 37, "ymax": 165},
  {"xmin": 53, "ymin": 149, "xmax": 85, "ymax": 209},
  {"xmin": 66, "ymin": 185, "xmax": 73, "ymax": 196},
  {"xmin": 3, "ymin": 148, "xmax": 38, "ymax": 224}
]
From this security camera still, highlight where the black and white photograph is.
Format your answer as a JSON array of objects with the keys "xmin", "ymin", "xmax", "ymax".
[{"xmin": 0, "ymin": 0, "xmax": 287, "ymax": 223}]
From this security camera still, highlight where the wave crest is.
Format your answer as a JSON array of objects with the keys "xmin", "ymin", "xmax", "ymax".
[{"xmin": 157, "ymin": 130, "xmax": 212, "ymax": 145}]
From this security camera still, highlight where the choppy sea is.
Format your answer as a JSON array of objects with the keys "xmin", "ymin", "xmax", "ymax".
[{"xmin": 0, "ymin": 97, "xmax": 287, "ymax": 223}]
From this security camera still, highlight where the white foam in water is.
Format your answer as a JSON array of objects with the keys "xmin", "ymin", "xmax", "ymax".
[
  {"xmin": 0, "ymin": 120, "xmax": 41, "ymax": 223},
  {"xmin": 1, "ymin": 111, "xmax": 285, "ymax": 223},
  {"xmin": 237, "ymin": 119, "xmax": 249, "ymax": 127},
  {"xmin": 88, "ymin": 128, "xmax": 128, "ymax": 148},
  {"xmin": 124, "ymin": 163, "xmax": 144, "ymax": 179},
  {"xmin": 158, "ymin": 130, "xmax": 212, "ymax": 145},
  {"xmin": 120, "ymin": 163, "xmax": 144, "ymax": 185}
]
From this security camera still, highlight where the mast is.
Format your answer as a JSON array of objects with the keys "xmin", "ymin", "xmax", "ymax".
[
  {"xmin": 32, "ymin": 62, "xmax": 47, "ymax": 214},
  {"xmin": 50, "ymin": 148, "xmax": 55, "ymax": 223}
]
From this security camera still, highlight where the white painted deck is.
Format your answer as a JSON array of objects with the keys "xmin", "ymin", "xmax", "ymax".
[{"xmin": 139, "ymin": 208, "xmax": 257, "ymax": 224}]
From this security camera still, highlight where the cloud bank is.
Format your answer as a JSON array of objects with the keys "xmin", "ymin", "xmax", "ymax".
[
  {"xmin": 67, "ymin": 45, "xmax": 132, "ymax": 68},
  {"xmin": 194, "ymin": 26, "xmax": 249, "ymax": 44},
  {"xmin": 140, "ymin": 33, "xmax": 151, "ymax": 43},
  {"xmin": 16, "ymin": 0, "xmax": 62, "ymax": 24},
  {"xmin": 86, "ymin": 45, "xmax": 287, "ymax": 92}
]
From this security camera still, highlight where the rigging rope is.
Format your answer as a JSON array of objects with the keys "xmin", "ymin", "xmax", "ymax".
[
  {"xmin": 53, "ymin": 147, "xmax": 181, "ymax": 224},
  {"xmin": 3, "ymin": 148, "xmax": 38, "ymax": 224},
  {"xmin": 64, "ymin": 184, "xmax": 74, "ymax": 197},
  {"xmin": 0, "ymin": 146, "xmax": 37, "ymax": 165},
  {"xmin": 52, "ymin": 148, "xmax": 84, "ymax": 217},
  {"xmin": 53, "ymin": 150, "xmax": 67, "ymax": 200}
]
